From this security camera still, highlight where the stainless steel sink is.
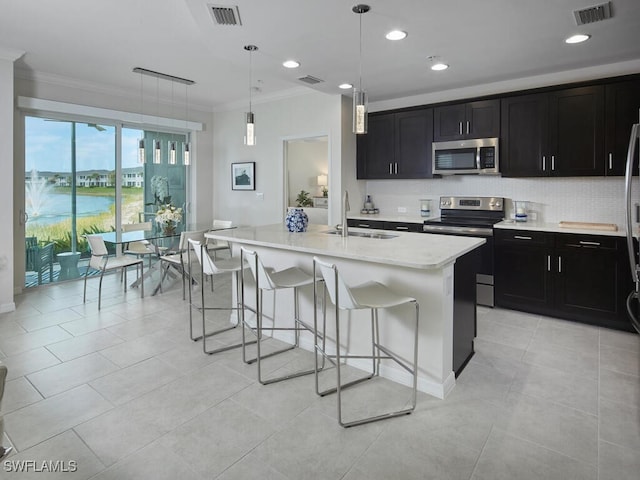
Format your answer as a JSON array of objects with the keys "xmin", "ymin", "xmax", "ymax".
[{"xmin": 324, "ymin": 230, "xmax": 398, "ymax": 239}]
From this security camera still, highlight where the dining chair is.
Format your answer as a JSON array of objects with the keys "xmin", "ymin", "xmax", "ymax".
[
  {"xmin": 122, "ymin": 222, "xmax": 157, "ymax": 267},
  {"xmin": 312, "ymin": 256, "xmax": 419, "ymax": 428},
  {"xmin": 157, "ymin": 229, "xmax": 207, "ymax": 298},
  {"xmin": 206, "ymin": 219, "xmax": 232, "ymax": 259},
  {"xmin": 83, "ymin": 234, "xmax": 144, "ymax": 309},
  {"xmin": 187, "ymin": 238, "xmax": 252, "ymax": 355},
  {"xmin": 240, "ymin": 247, "xmax": 326, "ymax": 385}
]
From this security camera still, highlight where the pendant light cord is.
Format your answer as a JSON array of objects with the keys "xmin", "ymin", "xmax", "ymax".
[
  {"xmin": 249, "ymin": 48, "xmax": 253, "ymax": 112},
  {"xmin": 359, "ymin": 11, "xmax": 363, "ymax": 91}
]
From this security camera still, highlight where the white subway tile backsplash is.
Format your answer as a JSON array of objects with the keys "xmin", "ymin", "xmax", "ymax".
[{"xmin": 363, "ymin": 176, "xmax": 636, "ymax": 228}]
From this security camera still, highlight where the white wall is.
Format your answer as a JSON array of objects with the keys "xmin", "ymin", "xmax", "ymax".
[
  {"xmin": 1, "ymin": 49, "xmax": 23, "ymax": 311},
  {"xmin": 213, "ymin": 91, "xmax": 347, "ymax": 227}
]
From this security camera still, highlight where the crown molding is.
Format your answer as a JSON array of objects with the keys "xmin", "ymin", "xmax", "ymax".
[
  {"xmin": 371, "ymin": 58, "xmax": 640, "ymax": 112},
  {"xmin": 14, "ymin": 68, "xmax": 213, "ymax": 114},
  {"xmin": 213, "ymin": 85, "xmax": 318, "ymax": 112},
  {"xmin": 0, "ymin": 46, "xmax": 25, "ymax": 62}
]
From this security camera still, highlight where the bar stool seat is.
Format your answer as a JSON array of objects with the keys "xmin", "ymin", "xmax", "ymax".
[
  {"xmin": 313, "ymin": 256, "xmax": 419, "ymax": 428},
  {"xmin": 240, "ymin": 247, "xmax": 325, "ymax": 385}
]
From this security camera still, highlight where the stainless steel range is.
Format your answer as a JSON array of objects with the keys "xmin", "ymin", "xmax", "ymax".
[{"xmin": 423, "ymin": 196, "xmax": 505, "ymax": 306}]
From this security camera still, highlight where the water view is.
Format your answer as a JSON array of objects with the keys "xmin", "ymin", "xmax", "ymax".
[{"xmin": 27, "ymin": 193, "xmax": 114, "ymax": 226}]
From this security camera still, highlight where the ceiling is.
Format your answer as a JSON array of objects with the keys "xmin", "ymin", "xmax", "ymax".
[{"xmin": 1, "ymin": 0, "xmax": 640, "ymax": 113}]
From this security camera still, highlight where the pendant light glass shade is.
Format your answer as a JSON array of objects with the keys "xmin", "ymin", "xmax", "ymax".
[
  {"xmin": 138, "ymin": 139, "xmax": 145, "ymax": 164},
  {"xmin": 168, "ymin": 140, "xmax": 177, "ymax": 165},
  {"xmin": 153, "ymin": 139, "xmax": 161, "ymax": 164},
  {"xmin": 183, "ymin": 141, "xmax": 191, "ymax": 165},
  {"xmin": 245, "ymin": 112, "xmax": 256, "ymax": 146},
  {"xmin": 352, "ymin": 4, "xmax": 370, "ymax": 135},
  {"xmin": 244, "ymin": 45, "xmax": 258, "ymax": 146},
  {"xmin": 353, "ymin": 89, "xmax": 368, "ymax": 134}
]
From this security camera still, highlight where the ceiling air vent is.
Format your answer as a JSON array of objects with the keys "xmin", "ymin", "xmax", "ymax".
[
  {"xmin": 573, "ymin": 2, "xmax": 612, "ymax": 25},
  {"xmin": 298, "ymin": 75, "xmax": 324, "ymax": 85},
  {"xmin": 208, "ymin": 4, "xmax": 242, "ymax": 26}
]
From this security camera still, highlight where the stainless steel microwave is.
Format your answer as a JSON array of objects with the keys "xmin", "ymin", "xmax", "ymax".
[{"xmin": 432, "ymin": 137, "xmax": 499, "ymax": 175}]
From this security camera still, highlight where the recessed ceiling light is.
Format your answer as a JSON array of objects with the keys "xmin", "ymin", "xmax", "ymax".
[
  {"xmin": 282, "ymin": 60, "xmax": 300, "ymax": 68},
  {"xmin": 565, "ymin": 34, "xmax": 591, "ymax": 44},
  {"xmin": 385, "ymin": 30, "xmax": 407, "ymax": 41},
  {"xmin": 431, "ymin": 62, "xmax": 449, "ymax": 71},
  {"xmin": 339, "ymin": 83, "xmax": 353, "ymax": 89}
]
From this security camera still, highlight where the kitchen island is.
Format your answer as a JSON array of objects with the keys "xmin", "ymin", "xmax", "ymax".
[{"xmin": 205, "ymin": 224, "xmax": 485, "ymax": 398}]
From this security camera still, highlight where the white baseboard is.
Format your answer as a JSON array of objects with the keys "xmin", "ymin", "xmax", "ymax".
[{"xmin": 0, "ymin": 302, "xmax": 16, "ymax": 314}]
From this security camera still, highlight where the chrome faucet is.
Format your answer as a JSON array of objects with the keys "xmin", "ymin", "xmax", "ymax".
[{"xmin": 341, "ymin": 190, "xmax": 350, "ymax": 238}]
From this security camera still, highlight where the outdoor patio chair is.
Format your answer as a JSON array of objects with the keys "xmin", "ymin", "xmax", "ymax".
[{"xmin": 26, "ymin": 239, "xmax": 55, "ymax": 285}]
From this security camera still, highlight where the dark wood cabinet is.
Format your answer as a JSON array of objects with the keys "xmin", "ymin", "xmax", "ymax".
[
  {"xmin": 494, "ymin": 230, "xmax": 554, "ymax": 311},
  {"xmin": 495, "ymin": 229, "xmax": 635, "ymax": 331},
  {"xmin": 434, "ymin": 99, "xmax": 500, "ymax": 141},
  {"xmin": 357, "ymin": 114, "xmax": 395, "ymax": 179},
  {"xmin": 357, "ymin": 108, "xmax": 433, "ymax": 179},
  {"xmin": 549, "ymin": 86, "xmax": 605, "ymax": 176},
  {"xmin": 500, "ymin": 93, "xmax": 549, "ymax": 177},
  {"xmin": 501, "ymin": 86, "xmax": 605, "ymax": 177},
  {"xmin": 605, "ymin": 79, "xmax": 640, "ymax": 176}
]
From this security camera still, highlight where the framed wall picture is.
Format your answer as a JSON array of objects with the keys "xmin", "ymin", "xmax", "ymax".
[{"xmin": 232, "ymin": 162, "xmax": 255, "ymax": 190}]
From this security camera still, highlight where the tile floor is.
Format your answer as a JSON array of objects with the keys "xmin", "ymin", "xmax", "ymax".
[{"xmin": 0, "ymin": 270, "xmax": 639, "ymax": 479}]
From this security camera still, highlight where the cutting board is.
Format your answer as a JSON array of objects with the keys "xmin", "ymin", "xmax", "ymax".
[{"xmin": 558, "ymin": 221, "xmax": 618, "ymax": 232}]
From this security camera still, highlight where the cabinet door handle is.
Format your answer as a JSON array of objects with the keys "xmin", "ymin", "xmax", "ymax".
[
  {"xmin": 514, "ymin": 235, "xmax": 532, "ymax": 240},
  {"xmin": 542, "ymin": 156, "xmax": 546, "ymax": 171},
  {"xmin": 396, "ymin": 226, "xmax": 410, "ymax": 230},
  {"xmin": 466, "ymin": 121, "xmax": 470, "ymax": 135},
  {"xmin": 357, "ymin": 223, "xmax": 370, "ymax": 228},
  {"xmin": 547, "ymin": 255, "xmax": 551, "ymax": 272},
  {"xmin": 551, "ymin": 155, "xmax": 555, "ymax": 171},
  {"xmin": 609, "ymin": 153, "xmax": 613, "ymax": 170},
  {"xmin": 558, "ymin": 256, "xmax": 562, "ymax": 273},
  {"xmin": 579, "ymin": 240, "xmax": 601, "ymax": 247},
  {"xmin": 394, "ymin": 162, "xmax": 398, "ymax": 174},
  {"xmin": 459, "ymin": 122, "xmax": 463, "ymax": 135},
  {"xmin": 389, "ymin": 163, "xmax": 393, "ymax": 174}
]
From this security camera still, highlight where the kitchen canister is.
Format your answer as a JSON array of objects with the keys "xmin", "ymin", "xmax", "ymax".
[
  {"xmin": 514, "ymin": 200, "xmax": 528, "ymax": 222},
  {"xmin": 285, "ymin": 207, "xmax": 309, "ymax": 232},
  {"xmin": 420, "ymin": 199, "xmax": 432, "ymax": 217}
]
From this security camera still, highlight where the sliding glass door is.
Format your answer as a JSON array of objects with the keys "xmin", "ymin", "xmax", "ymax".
[{"xmin": 24, "ymin": 117, "xmax": 187, "ymax": 287}]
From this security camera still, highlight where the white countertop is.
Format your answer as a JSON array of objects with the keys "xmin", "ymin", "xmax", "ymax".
[
  {"xmin": 494, "ymin": 220, "xmax": 626, "ymax": 237},
  {"xmin": 205, "ymin": 224, "xmax": 485, "ymax": 270}
]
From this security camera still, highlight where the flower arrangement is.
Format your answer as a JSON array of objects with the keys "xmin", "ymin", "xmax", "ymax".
[
  {"xmin": 149, "ymin": 175, "xmax": 171, "ymax": 207},
  {"xmin": 155, "ymin": 203, "xmax": 183, "ymax": 234}
]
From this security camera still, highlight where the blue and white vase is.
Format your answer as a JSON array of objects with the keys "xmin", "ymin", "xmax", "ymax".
[{"xmin": 285, "ymin": 208, "xmax": 309, "ymax": 232}]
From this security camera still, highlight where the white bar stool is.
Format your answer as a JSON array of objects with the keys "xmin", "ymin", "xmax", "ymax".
[
  {"xmin": 312, "ymin": 256, "xmax": 419, "ymax": 428},
  {"xmin": 240, "ymin": 247, "xmax": 326, "ymax": 385},
  {"xmin": 187, "ymin": 238, "xmax": 254, "ymax": 355}
]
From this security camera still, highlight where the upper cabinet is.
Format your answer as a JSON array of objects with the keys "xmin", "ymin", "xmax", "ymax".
[
  {"xmin": 605, "ymin": 79, "xmax": 640, "ymax": 176},
  {"xmin": 501, "ymin": 86, "xmax": 605, "ymax": 177},
  {"xmin": 433, "ymin": 99, "xmax": 500, "ymax": 141},
  {"xmin": 357, "ymin": 108, "xmax": 433, "ymax": 179}
]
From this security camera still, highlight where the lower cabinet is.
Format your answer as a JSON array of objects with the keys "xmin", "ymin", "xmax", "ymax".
[{"xmin": 495, "ymin": 229, "xmax": 635, "ymax": 331}]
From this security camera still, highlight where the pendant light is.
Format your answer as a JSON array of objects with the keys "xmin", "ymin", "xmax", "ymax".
[
  {"xmin": 168, "ymin": 80, "xmax": 177, "ymax": 165},
  {"xmin": 244, "ymin": 44, "xmax": 258, "ymax": 146},
  {"xmin": 183, "ymin": 83, "xmax": 191, "ymax": 165},
  {"xmin": 153, "ymin": 76, "xmax": 161, "ymax": 164},
  {"xmin": 138, "ymin": 70, "xmax": 146, "ymax": 164},
  {"xmin": 352, "ymin": 4, "xmax": 370, "ymax": 135}
]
